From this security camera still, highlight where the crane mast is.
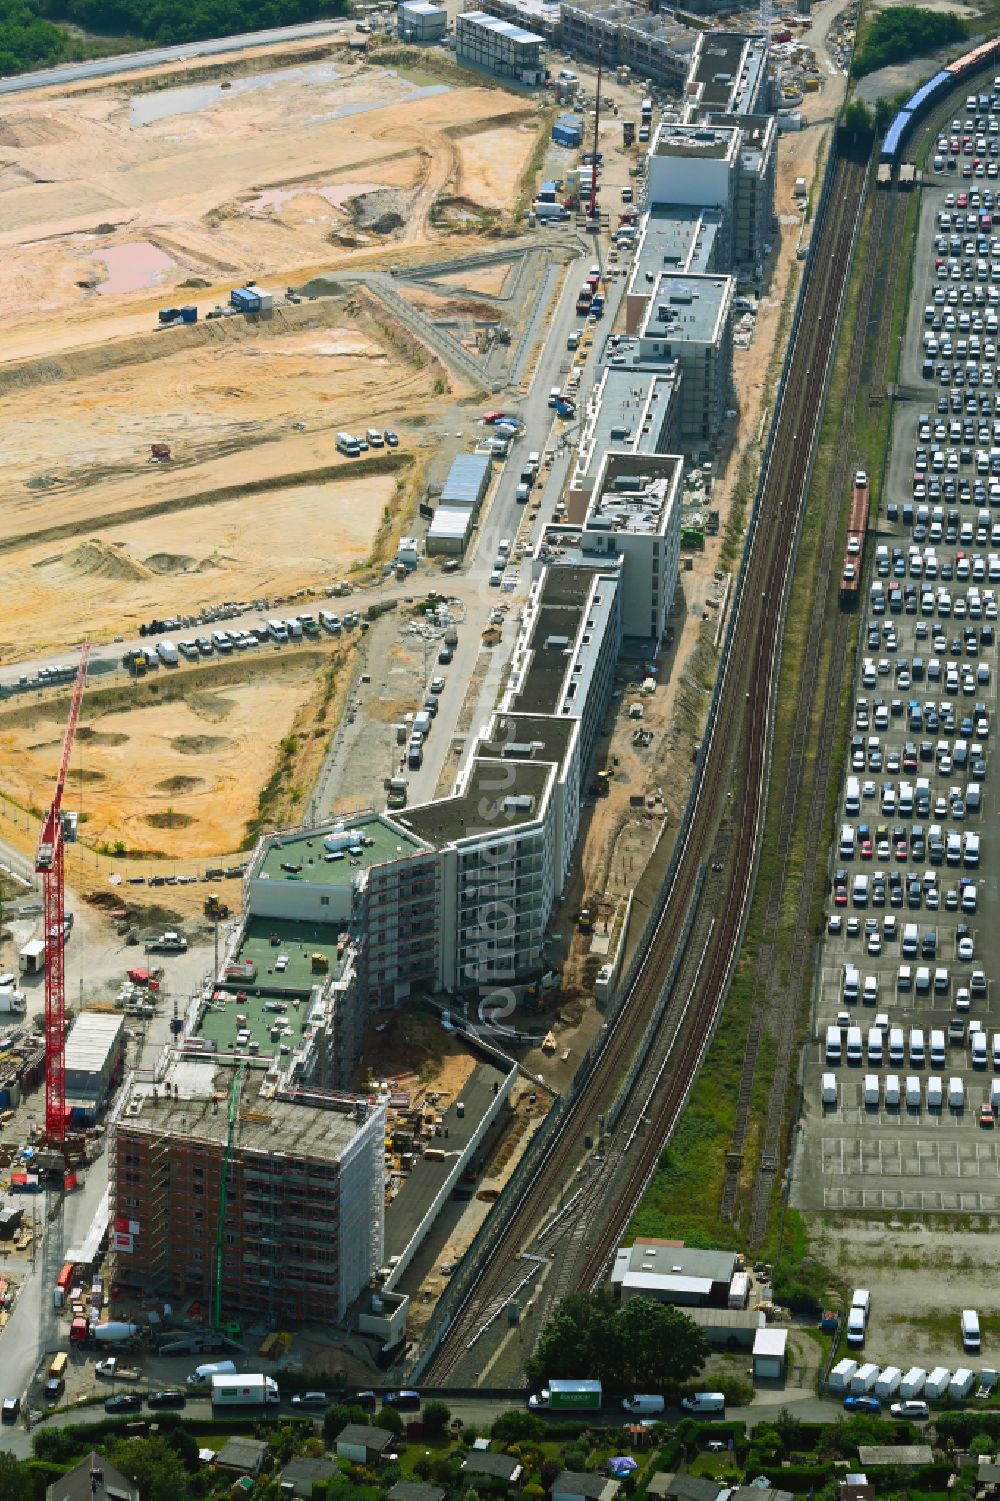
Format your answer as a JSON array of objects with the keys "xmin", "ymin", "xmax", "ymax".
[{"xmin": 35, "ymin": 644, "xmax": 89, "ymax": 1144}]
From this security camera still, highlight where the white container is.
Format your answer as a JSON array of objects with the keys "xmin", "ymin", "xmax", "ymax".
[
  {"xmin": 851, "ymin": 1362, "xmax": 880, "ymax": 1393},
  {"xmin": 900, "ymin": 1366, "xmax": 927, "ymax": 1398},
  {"xmin": 829, "ymin": 1358, "xmax": 859, "ymax": 1392},
  {"xmin": 876, "ymin": 1366, "xmax": 902, "ymax": 1398},
  {"xmin": 924, "ymin": 1366, "xmax": 950, "ymax": 1399},
  {"xmin": 949, "ymin": 1367, "xmax": 975, "ymax": 1399}
]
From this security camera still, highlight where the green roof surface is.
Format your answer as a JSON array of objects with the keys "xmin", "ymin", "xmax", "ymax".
[
  {"xmin": 256, "ymin": 816, "xmax": 423, "ymax": 888},
  {"xmin": 196, "ymin": 914, "xmax": 349, "ymax": 1055}
]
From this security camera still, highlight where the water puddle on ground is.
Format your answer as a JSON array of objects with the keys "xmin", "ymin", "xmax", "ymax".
[
  {"xmin": 92, "ymin": 241, "xmax": 176, "ymax": 294},
  {"xmin": 130, "ymin": 60, "xmax": 342, "ymax": 126},
  {"xmin": 249, "ymin": 181, "xmax": 389, "ymax": 213}
]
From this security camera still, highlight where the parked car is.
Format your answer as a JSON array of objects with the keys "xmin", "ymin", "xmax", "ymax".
[
  {"xmin": 291, "ymin": 1391, "xmax": 329, "ymax": 1408},
  {"xmin": 891, "ymin": 1400, "xmax": 930, "ymax": 1421},
  {"xmin": 844, "ymin": 1395, "xmax": 881, "ymax": 1413},
  {"xmin": 146, "ymin": 1390, "xmax": 187, "ymax": 1410},
  {"xmin": 105, "ymin": 1394, "xmax": 142, "ymax": 1414}
]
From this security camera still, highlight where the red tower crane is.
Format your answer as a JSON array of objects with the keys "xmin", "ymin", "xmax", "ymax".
[
  {"xmin": 588, "ymin": 43, "xmax": 604, "ymax": 222},
  {"xmin": 35, "ymin": 644, "xmax": 89, "ymax": 1144}
]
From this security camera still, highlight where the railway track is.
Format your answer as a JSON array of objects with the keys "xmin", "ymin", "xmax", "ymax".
[
  {"xmin": 421, "ymin": 146, "xmax": 868, "ymax": 1387},
  {"xmin": 723, "ymin": 173, "xmax": 902, "ymax": 1244}
]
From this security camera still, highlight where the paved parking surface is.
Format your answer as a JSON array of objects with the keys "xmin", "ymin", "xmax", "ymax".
[{"xmin": 796, "ymin": 102, "xmax": 1000, "ymax": 1232}]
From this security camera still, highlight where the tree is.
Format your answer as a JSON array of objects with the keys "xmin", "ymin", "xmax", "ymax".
[
  {"xmin": 378, "ymin": 1404, "xmax": 405, "ymax": 1436},
  {"xmin": 843, "ymin": 99, "xmax": 875, "ymax": 137},
  {"xmin": 853, "ymin": 7, "xmax": 967, "ymax": 77},
  {"xmin": 107, "ymin": 1436, "xmax": 191, "ymax": 1501},
  {"xmin": 524, "ymin": 1290, "xmax": 616, "ymax": 1388},
  {"xmin": 323, "ymin": 1403, "xmax": 368, "ymax": 1442},
  {"xmin": 490, "ymin": 1412, "xmax": 548, "ymax": 1443},
  {"xmin": 423, "ymin": 1400, "xmax": 452, "ymax": 1437},
  {"xmin": 969, "ymin": 1434, "xmax": 994, "ymax": 1456},
  {"xmin": 527, "ymin": 1290, "xmax": 708, "ymax": 1394},
  {"xmin": 0, "ymin": 1453, "xmax": 32, "ymax": 1501}
]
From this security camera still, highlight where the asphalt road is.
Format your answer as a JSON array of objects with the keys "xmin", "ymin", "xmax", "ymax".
[
  {"xmin": 0, "ymin": 1391, "xmax": 848, "ymax": 1460},
  {"xmin": 0, "ymin": 20, "xmax": 351, "ymax": 97}
]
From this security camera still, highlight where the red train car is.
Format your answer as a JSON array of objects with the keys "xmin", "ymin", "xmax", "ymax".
[
  {"xmin": 840, "ymin": 469, "xmax": 869, "ymax": 607},
  {"xmin": 945, "ymin": 38, "xmax": 1000, "ymax": 78}
]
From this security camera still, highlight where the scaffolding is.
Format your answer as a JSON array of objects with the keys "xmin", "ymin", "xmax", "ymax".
[{"xmin": 212, "ymin": 1065, "xmax": 245, "ymax": 1333}]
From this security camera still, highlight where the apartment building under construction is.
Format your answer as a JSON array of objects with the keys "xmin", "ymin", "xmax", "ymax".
[{"xmin": 111, "ymin": 1066, "xmax": 385, "ymax": 1328}]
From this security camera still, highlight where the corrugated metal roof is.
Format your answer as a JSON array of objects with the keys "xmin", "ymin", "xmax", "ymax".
[
  {"xmin": 441, "ymin": 452, "xmax": 491, "ymax": 505},
  {"xmin": 428, "ymin": 506, "xmax": 473, "ymax": 539},
  {"xmin": 65, "ymin": 1012, "xmax": 124, "ymax": 1073},
  {"xmin": 621, "ymin": 1270, "xmax": 713, "ymax": 1294}
]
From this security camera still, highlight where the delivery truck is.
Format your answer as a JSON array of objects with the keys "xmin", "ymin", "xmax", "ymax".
[
  {"xmin": 211, "ymin": 1373, "xmax": 279, "ymax": 1408},
  {"xmin": 528, "ymin": 1379, "xmax": 602, "ymax": 1410}
]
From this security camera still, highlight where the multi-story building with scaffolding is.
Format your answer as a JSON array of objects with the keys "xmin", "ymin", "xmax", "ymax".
[
  {"xmin": 559, "ymin": 0, "xmax": 696, "ymax": 86},
  {"xmin": 682, "ymin": 29, "xmax": 770, "ymax": 118},
  {"xmin": 111, "ymin": 1067, "xmax": 385, "ymax": 1328}
]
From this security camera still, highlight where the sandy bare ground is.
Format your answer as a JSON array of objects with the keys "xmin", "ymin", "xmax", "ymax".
[
  {"xmin": 0, "ymin": 59, "xmax": 537, "ymax": 335},
  {"xmin": 0, "ymin": 660, "xmax": 336, "ymax": 856}
]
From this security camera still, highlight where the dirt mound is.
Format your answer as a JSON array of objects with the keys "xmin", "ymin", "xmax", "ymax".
[
  {"xmin": 144, "ymin": 810, "xmax": 195, "ymax": 829},
  {"xmin": 76, "ymin": 727, "xmax": 129, "ymax": 747},
  {"xmin": 171, "ymin": 734, "xmax": 232, "ymax": 755},
  {"xmin": 156, "ymin": 775, "xmax": 205, "ymax": 793},
  {"xmin": 65, "ymin": 540, "xmax": 152, "ymax": 581},
  {"xmin": 349, "ymin": 188, "xmax": 409, "ymax": 236},
  {"xmin": 145, "ymin": 552, "xmax": 196, "ymax": 574},
  {"xmin": 179, "ymin": 277, "xmax": 212, "ymax": 289},
  {"xmin": 0, "ymin": 115, "xmax": 72, "ymax": 149},
  {"xmin": 67, "ymin": 767, "xmax": 106, "ymax": 783},
  {"xmin": 187, "ymin": 692, "xmax": 235, "ymax": 722}
]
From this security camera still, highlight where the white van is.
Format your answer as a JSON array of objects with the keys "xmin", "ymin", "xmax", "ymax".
[
  {"xmin": 867, "ymin": 1027, "xmax": 884, "ymax": 1064},
  {"xmin": 906, "ymin": 1076, "xmax": 922, "ymax": 1108},
  {"xmin": 864, "ymin": 1074, "xmax": 880, "ymax": 1107},
  {"xmin": 949, "ymin": 1076, "xmax": 966, "ymax": 1110},
  {"xmin": 622, "ymin": 1394, "xmax": 665, "ymax": 1414},
  {"xmin": 187, "ymin": 1360, "xmax": 237, "ymax": 1387},
  {"xmin": 962, "ymin": 1309, "xmax": 981, "ymax": 1353},
  {"xmin": 927, "ymin": 1075, "xmax": 943, "ymax": 1109},
  {"xmin": 889, "ymin": 1027, "xmax": 905, "ymax": 1064},
  {"xmin": 826, "ymin": 1025, "xmax": 843, "ymax": 1064},
  {"xmin": 680, "ymin": 1392, "xmax": 725, "ymax": 1413},
  {"xmin": 910, "ymin": 1028, "xmax": 926, "ymax": 1066},
  {"xmin": 930, "ymin": 1030, "xmax": 946, "ymax": 1067},
  {"xmin": 847, "ymin": 1026, "xmax": 863, "ymax": 1065},
  {"xmin": 972, "ymin": 1032, "xmax": 988, "ymax": 1068},
  {"xmin": 885, "ymin": 1074, "xmax": 901, "ymax": 1107},
  {"xmin": 822, "ymin": 1072, "xmax": 838, "ymax": 1105}
]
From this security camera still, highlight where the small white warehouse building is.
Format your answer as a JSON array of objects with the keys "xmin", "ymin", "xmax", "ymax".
[{"xmin": 752, "ymin": 1326, "xmax": 787, "ymax": 1382}]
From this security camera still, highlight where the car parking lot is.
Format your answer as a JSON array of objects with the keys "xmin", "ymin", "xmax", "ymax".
[{"xmin": 797, "ymin": 107, "xmax": 1000, "ymax": 1304}]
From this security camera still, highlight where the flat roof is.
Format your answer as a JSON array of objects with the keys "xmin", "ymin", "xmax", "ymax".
[
  {"xmin": 384, "ymin": 1063, "xmax": 510, "ymax": 1258},
  {"xmin": 640, "ymin": 273, "xmax": 732, "ymax": 345},
  {"xmin": 257, "ymin": 815, "xmax": 424, "ymax": 889},
  {"xmin": 690, "ymin": 31, "xmax": 752, "ymax": 107},
  {"xmin": 631, "ymin": 206, "xmax": 721, "ymax": 289},
  {"xmin": 123, "ymin": 1064, "xmax": 366, "ymax": 1163},
  {"xmin": 458, "ymin": 10, "xmax": 543, "ymax": 43},
  {"xmin": 395, "ymin": 756, "xmax": 554, "ymax": 846},
  {"xmin": 478, "ymin": 711, "xmax": 577, "ymax": 769},
  {"xmin": 507, "ymin": 566, "xmax": 617, "ymax": 717},
  {"xmin": 588, "ymin": 455, "xmax": 681, "ymax": 536},
  {"xmin": 580, "ymin": 372, "xmax": 681, "ymax": 476},
  {"xmin": 753, "ymin": 1327, "xmax": 788, "ymax": 1357},
  {"xmin": 653, "ymin": 123, "xmax": 738, "ymax": 161},
  {"xmin": 614, "ymin": 1241, "xmax": 737, "ymax": 1280}
]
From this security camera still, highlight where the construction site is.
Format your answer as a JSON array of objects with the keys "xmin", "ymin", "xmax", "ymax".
[{"xmin": 0, "ymin": 0, "xmax": 861, "ymax": 1397}]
